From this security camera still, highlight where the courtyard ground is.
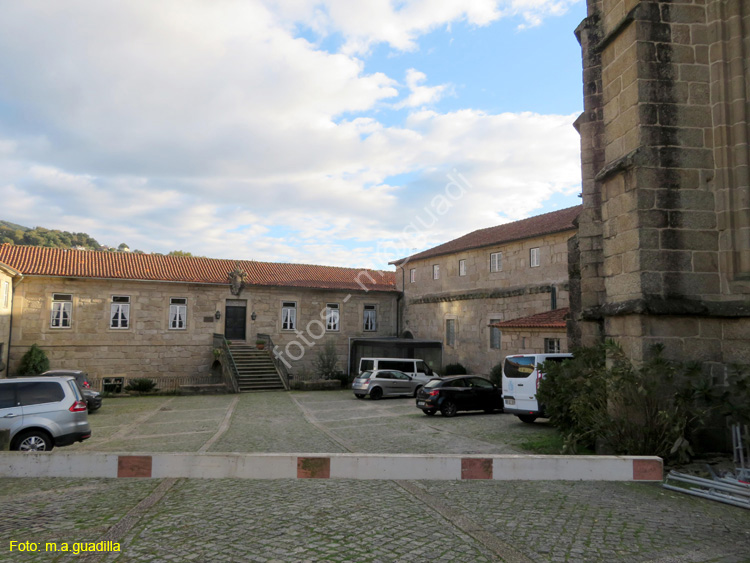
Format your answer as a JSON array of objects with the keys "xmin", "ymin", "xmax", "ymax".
[{"xmin": 2, "ymin": 391, "xmax": 749, "ymax": 562}]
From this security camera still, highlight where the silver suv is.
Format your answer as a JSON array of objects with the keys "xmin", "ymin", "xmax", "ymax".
[{"xmin": 0, "ymin": 376, "xmax": 92, "ymax": 451}]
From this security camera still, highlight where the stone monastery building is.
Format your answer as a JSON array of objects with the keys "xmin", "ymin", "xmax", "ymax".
[{"xmin": 0, "ymin": 206, "xmax": 580, "ymax": 387}]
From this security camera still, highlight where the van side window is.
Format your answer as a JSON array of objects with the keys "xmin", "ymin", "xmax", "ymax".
[
  {"xmin": 360, "ymin": 360, "xmax": 374, "ymax": 372},
  {"xmin": 380, "ymin": 360, "xmax": 413, "ymax": 373},
  {"xmin": 504, "ymin": 357, "xmax": 536, "ymax": 378}
]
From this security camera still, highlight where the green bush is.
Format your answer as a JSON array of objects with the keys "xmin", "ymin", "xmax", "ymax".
[
  {"xmin": 17, "ymin": 344, "xmax": 50, "ymax": 376},
  {"xmin": 537, "ymin": 341, "xmax": 720, "ymax": 463},
  {"xmin": 124, "ymin": 378, "xmax": 158, "ymax": 393},
  {"xmin": 313, "ymin": 340, "xmax": 339, "ymax": 380},
  {"xmin": 489, "ymin": 362, "xmax": 503, "ymax": 386},
  {"xmin": 444, "ymin": 363, "xmax": 467, "ymax": 375}
]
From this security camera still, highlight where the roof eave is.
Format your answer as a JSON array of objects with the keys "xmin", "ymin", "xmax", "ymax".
[{"xmin": 391, "ymin": 225, "xmax": 578, "ymax": 266}]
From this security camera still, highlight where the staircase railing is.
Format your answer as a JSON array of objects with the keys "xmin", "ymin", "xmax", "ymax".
[
  {"xmin": 257, "ymin": 333, "xmax": 290, "ymax": 390},
  {"xmin": 213, "ymin": 333, "xmax": 240, "ymax": 393}
]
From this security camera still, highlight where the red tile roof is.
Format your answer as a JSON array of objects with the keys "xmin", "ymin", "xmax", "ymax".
[
  {"xmin": 0, "ymin": 245, "xmax": 397, "ymax": 292},
  {"xmin": 490, "ymin": 308, "xmax": 569, "ymax": 329},
  {"xmin": 391, "ymin": 205, "xmax": 581, "ymax": 265}
]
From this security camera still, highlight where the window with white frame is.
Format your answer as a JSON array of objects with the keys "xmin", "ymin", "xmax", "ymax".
[
  {"xmin": 433, "ymin": 264, "xmax": 440, "ymax": 279},
  {"xmin": 459, "ymin": 259, "xmax": 466, "ymax": 276},
  {"xmin": 410, "ymin": 268, "xmax": 416, "ymax": 283},
  {"xmin": 490, "ymin": 252, "xmax": 503, "ymax": 272},
  {"xmin": 490, "ymin": 320, "xmax": 501, "ymax": 349},
  {"xmin": 50, "ymin": 294, "xmax": 72, "ymax": 328},
  {"xmin": 110, "ymin": 296, "xmax": 130, "ymax": 329},
  {"xmin": 544, "ymin": 338, "xmax": 561, "ymax": 353},
  {"xmin": 169, "ymin": 298, "xmax": 187, "ymax": 330},
  {"xmin": 363, "ymin": 305, "xmax": 377, "ymax": 331},
  {"xmin": 281, "ymin": 301, "xmax": 297, "ymax": 330},
  {"xmin": 2, "ymin": 281, "xmax": 8, "ymax": 309},
  {"xmin": 446, "ymin": 318, "xmax": 456, "ymax": 347},
  {"xmin": 530, "ymin": 247, "xmax": 540, "ymax": 267},
  {"xmin": 325, "ymin": 303, "xmax": 340, "ymax": 331}
]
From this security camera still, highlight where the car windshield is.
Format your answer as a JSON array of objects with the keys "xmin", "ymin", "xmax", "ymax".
[
  {"xmin": 425, "ymin": 379, "xmax": 442, "ymax": 388},
  {"xmin": 358, "ymin": 371, "xmax": 373, "ymax": 380}
]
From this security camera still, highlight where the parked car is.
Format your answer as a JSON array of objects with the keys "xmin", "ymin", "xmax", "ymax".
[
  {"xmin": 415, "ymin": 375, "xmax": 503, "ymax": 417},
  {"xmin": 358, "ymin": 358, "xmax": 439, "ymax": 384},
  {"xmin": 38, "ymin": 370, "xmax": 102, "ymax": 412},
  {"xmin": 352, "ymin": 369, "xmax": 423, "ymax": 400},
  {"xmin": 501, "ymin": 353, "xmax": 573, "ymax": 423},
  {"xmin": 0, "ymin": 376, "xmax": 92, "ymax": 451}
]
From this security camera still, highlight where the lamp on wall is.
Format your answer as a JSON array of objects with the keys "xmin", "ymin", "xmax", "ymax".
[
  {"xmin": 215, "ymin": 310, "xmax": 221, "ymax": 320},
  {"xmin": 251, "ymin": 311, "xmax": 257, "ymax": 321}
]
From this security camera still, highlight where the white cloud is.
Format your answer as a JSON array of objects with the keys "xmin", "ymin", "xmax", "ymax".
[
  {"xmin": 266, "ymin": 0, "xmax": 580, "ymax": 53},
  {"xmin": 394, "ymin": 69, "xmax": 451, "ymax": 109},
  {"xmin": 0, "ymin": 1, "xmax": 582, "ymax": 268}
]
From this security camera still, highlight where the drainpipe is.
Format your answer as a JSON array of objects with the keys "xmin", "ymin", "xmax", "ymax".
[
  {"xmin": 396, "ymin": 266, "xmax": 405, "ymax": 337},
  {"xmin": 5, "ymin": 273, "xmax": 23, "ymax": 377}
]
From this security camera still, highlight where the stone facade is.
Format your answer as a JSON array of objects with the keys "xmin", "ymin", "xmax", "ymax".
[
  {"xmin": 6, "ymin": 276, "xmax": 397, "ymax": 381},
  {"xmin": 0, "ymin": 263, "xmax": 16, "ymax": 376},
  {"xmin": 396, "ymin": 229, "xmax": 574, "ymax": 375},
  {"xmin": 571, "ymin": 0, "xmax": 750, "ymax": 373}
]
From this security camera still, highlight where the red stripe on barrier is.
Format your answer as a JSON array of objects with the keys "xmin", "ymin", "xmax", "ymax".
[
  {"xmin": 461, "ymin": 458, "xmax": 493, "ymax": 480},
  {"xmin": 118, "ymin": 455, "xmax": 153, "ymax": 478},
  {"xmin": 297, "ymin": 457, "xmax": 331, "ymax": 479},
  {"xmin": 632, "ymin": 459, "xmax": 663, "ymax": 481}
]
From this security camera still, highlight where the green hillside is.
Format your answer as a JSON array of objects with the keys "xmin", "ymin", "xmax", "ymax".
[{"xmin": 0, "ymin": 221, "xmax": 102, "ymax": 250}]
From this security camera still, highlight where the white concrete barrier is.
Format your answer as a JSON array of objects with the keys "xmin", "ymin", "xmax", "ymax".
[{"xmin": 0, "ymin": 452, "xmax": 663, "ymax": 481}]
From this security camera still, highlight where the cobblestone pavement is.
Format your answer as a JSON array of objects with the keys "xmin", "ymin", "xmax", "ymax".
[{"xmin": 3, "ymin": 391, "xmax": 750, "ymax": 562}]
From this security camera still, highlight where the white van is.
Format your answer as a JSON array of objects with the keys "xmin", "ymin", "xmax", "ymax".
[
  {"xmin": 502, "ymin": 353, "xmax": 572, "ymax": 423},
  {"xmin": 358, "ymin": 358, "xmax": 439, "ymax": 385}
]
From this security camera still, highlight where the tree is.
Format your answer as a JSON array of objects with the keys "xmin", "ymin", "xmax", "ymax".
[
  {"xmin": 17, "ymin": 344, "xmax": 50, "ymax": 376},
  {"xmin": 314, "ymin": 340, "xmax": 339, "ymax": 380},
  {"xmin": 168, "ymin": 250, "xmax": 193, "ymax": 257}
]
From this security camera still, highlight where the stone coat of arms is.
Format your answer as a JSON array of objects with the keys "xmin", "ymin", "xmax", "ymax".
[{"xmin": 228, "ymin": 268, "xmax": 247, "ymax": 296}]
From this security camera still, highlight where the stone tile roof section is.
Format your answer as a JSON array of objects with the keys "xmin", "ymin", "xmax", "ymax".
[
  {"xmin": 0, "ymin": 244, "xmax": 397, "ymax": 292},
  {"xmin": 391, "ymin": 205, "xmax": 581, "ymax": 265},
  {"xmin": 490, "ymin": 308, "xmax": 569, "ymax": 329}
]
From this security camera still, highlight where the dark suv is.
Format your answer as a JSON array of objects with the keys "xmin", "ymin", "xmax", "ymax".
[
  {"xmin": 39, "ymin": 370, "xmax": 102, "ymax": 412},
  {"xmin": 415, "ymin": 375, "xmax": 503, "ymax": 417}
]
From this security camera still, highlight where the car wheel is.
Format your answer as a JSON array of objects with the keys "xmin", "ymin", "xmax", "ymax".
[
  {"xmin": 413, "ymin": 385, "xmax": 423, "ymax": 398},
  {"xmin": 369, "ymin": 387, "xmax": 383, "ymax": 400},
  {"xmin": 440, "ymin": 400, "xmax": 457, "ymax": 417},
  {"xmin": 518, "ymin": 414, "xmax": 537, "ymax": 423},
  {"xmin": 13, "ymin": 430, "xmax": 54, "ymax": 452},
  {"xmin": 422, "ymin": 408, "xmax": 437, "ymax": 416},
  {"xmin": 354, "ymin": 394, "xmax": 365, "ymax": 399}
]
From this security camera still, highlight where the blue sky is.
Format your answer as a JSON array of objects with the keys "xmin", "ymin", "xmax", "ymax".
[{"xmin": 0, "ymin": 0, "xmax": 586, "ymax": 269}]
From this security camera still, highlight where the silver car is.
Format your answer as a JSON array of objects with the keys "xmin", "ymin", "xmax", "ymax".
[
  {"xmin": 0, "ymin": 376, "xmax": 92, "ymax": 451},
  {"xmin": 352, "ymin": 369, "xmax": 423, "ymax": 400}
]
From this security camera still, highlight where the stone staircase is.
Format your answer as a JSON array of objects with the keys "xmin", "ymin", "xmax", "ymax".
[{"xmin": 227, "ymin": 342, "xmax": 286, "ymax": 392}]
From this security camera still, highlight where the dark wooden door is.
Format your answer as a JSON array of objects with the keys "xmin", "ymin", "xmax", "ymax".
[{"xmin": 225, "ymin": 305, "xmax": 247, "ymax": 340}]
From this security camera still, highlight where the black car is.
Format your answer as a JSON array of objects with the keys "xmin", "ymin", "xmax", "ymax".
[
  {"xmin": 39, "ymin": 370, "xmax": 102, "ymax": 413},
  {"xmin": 415, "ymin": 375, "xmax": 503, "ymax": 417}
]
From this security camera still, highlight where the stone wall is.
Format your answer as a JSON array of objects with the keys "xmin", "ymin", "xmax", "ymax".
[
  {"xmin": 397, "ymin": 230, "xmax": 574, "ymax": 375},
  {"xmin": 572, "ymin": 0, "xmax": 750, "ymax": 372},
  {"xmin": 7, "ymin": 276, "xmax": 398, "ymax": 381},
  {"xmin": 250, "ymin": 286, "xmax": 398, "ymax": 378}
]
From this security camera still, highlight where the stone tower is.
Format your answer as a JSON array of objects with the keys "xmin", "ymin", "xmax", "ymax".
[{"xmin": 571, "ymin": 0, "xmax": 750, "ymax": 375}]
